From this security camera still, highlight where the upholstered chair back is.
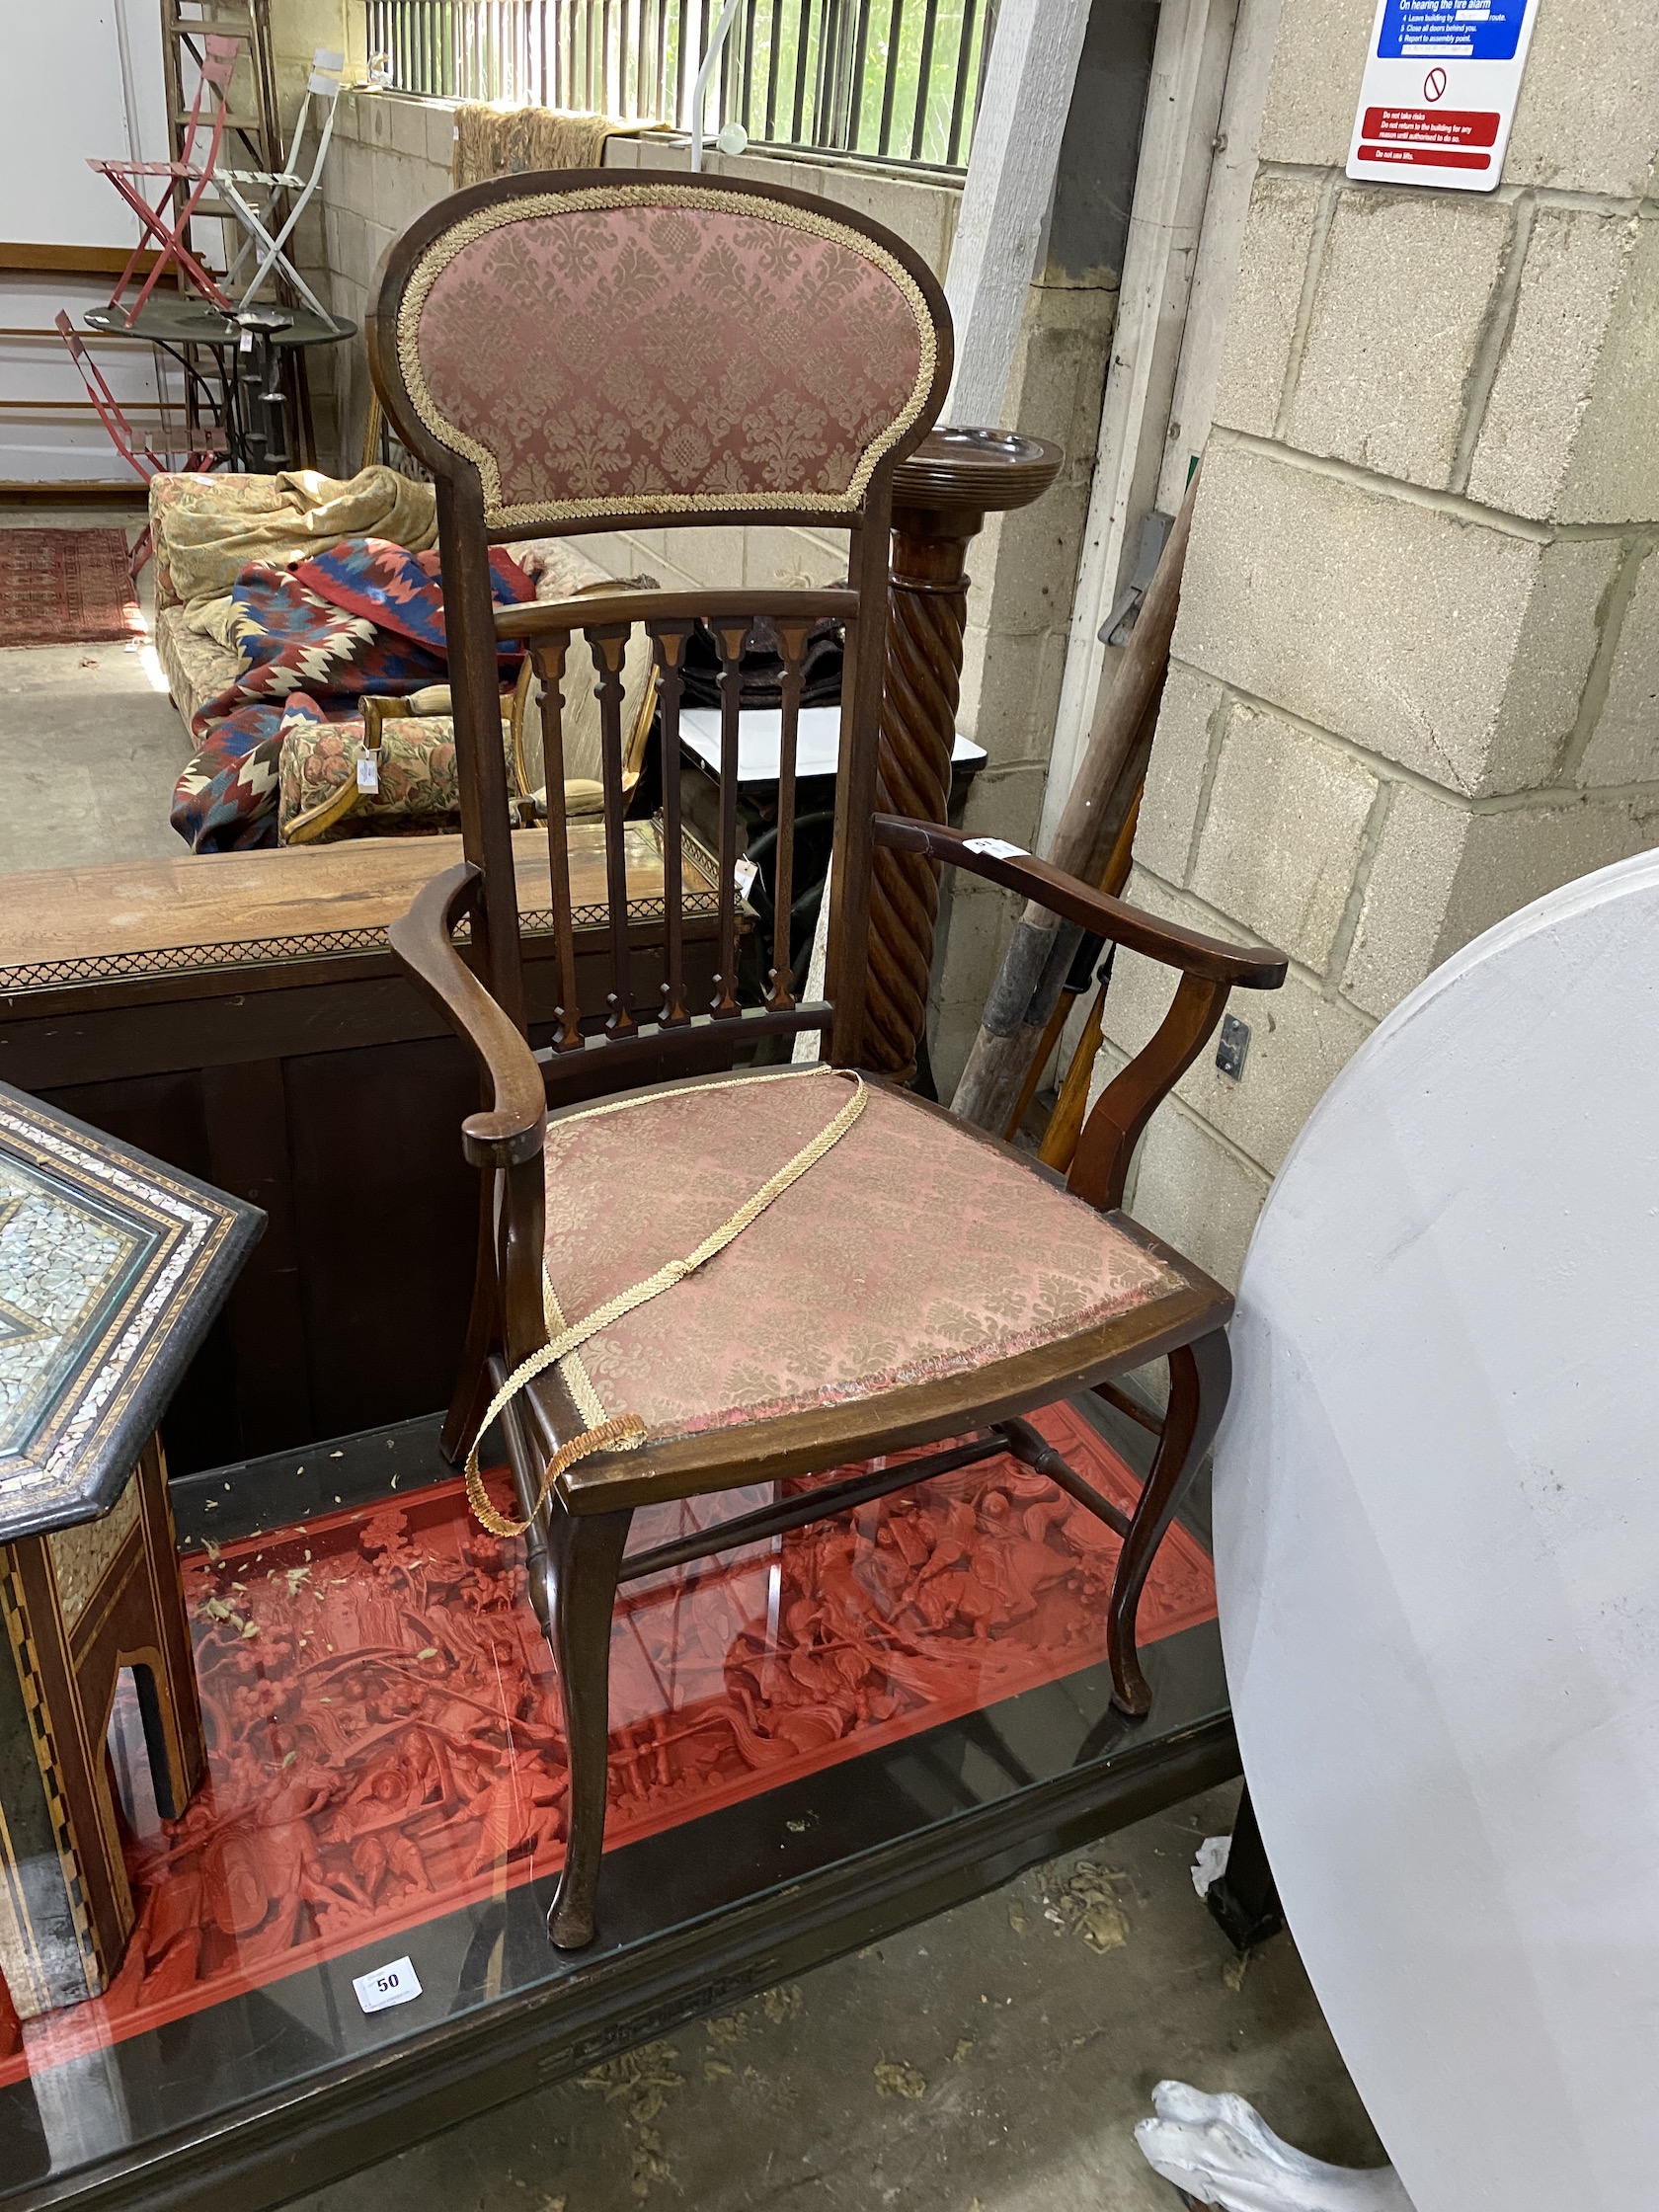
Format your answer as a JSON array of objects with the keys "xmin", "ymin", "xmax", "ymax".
[
  {"xmin": 370, "ymin": 175, "xmax": 947, "ymax": 532},
  {"xmin": 367, "ymin": 171, "xmax": 951, "ymax": 1071}
]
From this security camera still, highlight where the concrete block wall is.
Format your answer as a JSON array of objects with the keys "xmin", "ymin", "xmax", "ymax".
[{"xmin": 1091, "ymin": 0, "xmax": 1659, "ymax": 1289}]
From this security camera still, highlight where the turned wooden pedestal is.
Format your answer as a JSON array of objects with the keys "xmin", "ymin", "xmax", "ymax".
[
  {"xmin": 0, "ymin": 1440, "xmax": 204, "ymax": 2017},
  {"xmin": 865, "ymin": 427, "xmax": 1064, "ymax": 1083},
  {"xmin": 0, "ymin": 1083, "xmax": 258, "ymax": 2021}
]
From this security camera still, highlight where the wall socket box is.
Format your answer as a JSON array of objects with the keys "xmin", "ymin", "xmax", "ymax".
[{"xmin": 1217, "ymin": 1014, "xmax": 1250, "ymax": 1081}]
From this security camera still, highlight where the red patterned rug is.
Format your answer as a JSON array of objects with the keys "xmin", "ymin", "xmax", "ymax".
[{"xmin": 0, "ymin": 528, "xmax": 142, "ymax": 648}]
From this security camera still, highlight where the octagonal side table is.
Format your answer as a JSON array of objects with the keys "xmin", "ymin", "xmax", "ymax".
[{"xmin": 0, "ymin": 1084, "xmax": 260, "ymax": 2019}]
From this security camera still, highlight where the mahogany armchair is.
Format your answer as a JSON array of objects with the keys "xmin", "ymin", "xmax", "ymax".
[{"xmin": 366, "ymin": 170, "xmax": 1287, "ymax": 1948}]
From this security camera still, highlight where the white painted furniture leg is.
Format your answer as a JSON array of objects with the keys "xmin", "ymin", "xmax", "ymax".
[{"xmin": 1136, "ymin": 2083, "xmax": 1415, "ymax": 2211}]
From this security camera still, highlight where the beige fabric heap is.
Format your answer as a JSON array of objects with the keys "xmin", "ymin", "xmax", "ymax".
[
  {"xmin": 155, "ymin": 465, "xmax": 437, "ymax": 614},
  {"xmin": 453, "ymin": 104, "xmax": 626, "ymax": 188}
]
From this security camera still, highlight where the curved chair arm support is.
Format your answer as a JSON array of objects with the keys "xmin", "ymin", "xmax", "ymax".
[
  {"xmin": 875, "ymin": 816, "xmax": 1288, "ymax": 1212},
  {"xmin": 1066, "ymin": 971, "xmax": 1234, "ymax": 1211},
  {"xmin": 873, "ymin": 816, "xmax": 1287, "ymax": 988},
  {"xmin": 388, "ymin": 862, "xmax": 547, "ymax": 1170}
]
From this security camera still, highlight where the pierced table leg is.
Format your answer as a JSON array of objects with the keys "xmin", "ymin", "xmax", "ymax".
[
  {"xmin": 1107, "ymin": 1328, "xmax": 1231, "ymax": 1717},
  {"xmin": 545, "ymin": 1497, "xmax": 633, "ymax": 1951}
]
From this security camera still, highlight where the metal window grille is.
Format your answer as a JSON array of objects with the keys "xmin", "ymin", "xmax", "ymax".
[{"xmin": 363, "ymin": 0, "xmax": 992, "ymax": 169}]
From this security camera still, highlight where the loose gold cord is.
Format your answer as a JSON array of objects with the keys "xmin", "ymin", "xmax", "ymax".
[{"xmin": 465, "ymin": 1074, "xmax": 868, "ymax": 1537}]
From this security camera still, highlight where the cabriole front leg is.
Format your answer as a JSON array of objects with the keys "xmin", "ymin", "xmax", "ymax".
[
  {"xmin": 1106, "ymin": 1329, "xmax": 1231, "ymax": 1716},
  {"xmin": 545, "ymin": 1495, "xmax": 633, "ymax": 1950}
]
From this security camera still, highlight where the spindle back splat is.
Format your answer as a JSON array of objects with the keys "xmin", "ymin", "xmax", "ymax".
[{"xmin": 507, "ymin": 586, "xmax": 856, "ymax": 1099}]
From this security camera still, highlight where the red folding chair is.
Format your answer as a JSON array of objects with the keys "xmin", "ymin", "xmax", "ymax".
[
  {"xmin": 55, "ymin": 312, "xmax": 225, "ymax": 578},
  {"xmin": 88, "ymin": 34, "xmax": 244, "ymax": 320}
]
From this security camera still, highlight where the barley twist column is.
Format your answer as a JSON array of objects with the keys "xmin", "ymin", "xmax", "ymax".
[{"xmin": 864, "ymin": 428, "xmax": 1064, "ymax": 1083}]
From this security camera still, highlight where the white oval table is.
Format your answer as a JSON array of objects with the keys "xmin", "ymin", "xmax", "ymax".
[{"xmin": 1163, "ymin": 850, "xmax": 1659, "ymax": 2212}]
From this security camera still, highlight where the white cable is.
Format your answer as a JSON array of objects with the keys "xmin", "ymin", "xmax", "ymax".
[{"xmin": 688, "ymin": 0, "xmax": 746, "ymax": 172}]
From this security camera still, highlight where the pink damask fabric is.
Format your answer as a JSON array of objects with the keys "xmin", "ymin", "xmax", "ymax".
[
  {"xmin": 542, "ymin": 1068, "xmax": 1181, "ymax": 1443},
  {"xmin": 411, "ymin": 199, "xmax": 928, "ymax": 517}
]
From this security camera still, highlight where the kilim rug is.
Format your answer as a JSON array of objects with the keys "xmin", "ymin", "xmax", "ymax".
[{"xmin": 0, "ymin": 527, "xmax": 142, "ymax": 648}]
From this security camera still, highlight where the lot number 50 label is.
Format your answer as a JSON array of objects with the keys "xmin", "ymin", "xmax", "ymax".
[{"xmin": 353, "ymin": 1955, "xmax": 423, "ymax": 2014}]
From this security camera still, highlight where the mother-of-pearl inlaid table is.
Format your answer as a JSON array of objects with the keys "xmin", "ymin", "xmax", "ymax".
[{"xmin": 0, "ymin": 1083, "xmax": 259, "ymax": 2022}]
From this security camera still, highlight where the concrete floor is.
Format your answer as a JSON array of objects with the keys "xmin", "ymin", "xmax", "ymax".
[
  {"xmin": 0, "ymin": 505, "xmax": 192, "ymax": 873},
  {"xmin": 0, "ymin": 513, "xmax": 1386, "ymax": 2211},
  {"xmin": 287, "ymin": 1784, "xmax": 1386, "ymax": 2212}
]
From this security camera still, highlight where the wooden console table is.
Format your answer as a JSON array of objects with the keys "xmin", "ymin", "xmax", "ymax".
[{"xmin": 0, "ymin": 826, "xmax": 723, "ymax": 1472}]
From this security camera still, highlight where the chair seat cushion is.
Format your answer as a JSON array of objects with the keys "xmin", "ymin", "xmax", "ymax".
[{"xmin": 542, "ymin": 1066, "xmax": 1182, "ymax": 1448}]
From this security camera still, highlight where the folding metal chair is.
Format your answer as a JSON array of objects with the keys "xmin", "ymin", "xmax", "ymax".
[
  {"xmin": 89, "ymin": 33, "xmax": 244, "ymax": 320},
  {"xmin": 216, "ymin": 50, "xmax": 346, "ymax": 319},
  {"xmin": 55, "ymin": 312, "xmax": 225, "ymax": 578}
]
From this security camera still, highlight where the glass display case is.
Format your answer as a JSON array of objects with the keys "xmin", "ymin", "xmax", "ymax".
[{"xmin": 1, "ymin": 1395, "xmax": 1233, "ymax": 2212}]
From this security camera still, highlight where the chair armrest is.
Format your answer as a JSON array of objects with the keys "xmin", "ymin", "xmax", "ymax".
[
  {"xmin": 873, "ymin": 816, "xmax": 1287, "ymax": 988},
  {"xmin": 872, "ymin": 816, "xmax": 1288, "ymax": 1211},
  {"xmin": 387, "ymin": 862, "xmax": 546, "ymax": 1170}
]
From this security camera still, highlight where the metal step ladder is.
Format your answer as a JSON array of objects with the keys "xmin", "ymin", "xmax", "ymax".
[{"xmin": 157, "ymin": 0, "xmax": 318, "ymax": 462}]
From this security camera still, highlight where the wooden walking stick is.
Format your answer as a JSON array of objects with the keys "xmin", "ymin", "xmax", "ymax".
[
  {"xmin": 950, "ymin": 467, "xmax": 1199, "ymax": 1134},
  {"xmin": 1001, "ymin": 789, "xmax": 1142, "ymax": 1144}
]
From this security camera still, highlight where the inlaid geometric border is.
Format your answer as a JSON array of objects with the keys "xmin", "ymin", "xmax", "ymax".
[
  {"xmin": 0, "ymin": 830, "xmax": 723, "ymax": 999},
  {"xmin": 0, "ymin": 1090, "xmax": 260, "ymax": 1543},
  {"xmin": 0, "ymin": 1547, "xmax": 96, "ymax": 2012}
]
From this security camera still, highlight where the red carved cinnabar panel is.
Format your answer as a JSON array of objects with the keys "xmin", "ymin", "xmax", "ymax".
[{"xmin": 2, "ymin": 1403, "xmax": 1214, "ymax": 2081}]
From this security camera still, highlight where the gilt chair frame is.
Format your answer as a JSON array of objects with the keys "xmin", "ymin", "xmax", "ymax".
[{"xmin": 366, "ymin": 171, "xmax": 1287, "ymax": 1949}]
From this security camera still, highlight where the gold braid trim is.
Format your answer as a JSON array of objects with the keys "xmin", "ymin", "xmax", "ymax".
[
  {"xmin": 467, "ymin": 1414, "xmax": 646, "ymax": 1540},
  {"xmin": 395, "ymin": 184, "xmax": 938, "ymax": 531},
  {"xmin": 465, "ymin": 1073, "xmax": 868, "ymax": 1536}
]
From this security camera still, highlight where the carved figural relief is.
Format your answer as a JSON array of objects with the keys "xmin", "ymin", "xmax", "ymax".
[
  {"xmin": 0, "ymin": 1400, "xmax": 1214, "ymax": 2074},
  {"xmin": 0, "ymin": 1083, "xmax": 258, "ymax": 2027}
]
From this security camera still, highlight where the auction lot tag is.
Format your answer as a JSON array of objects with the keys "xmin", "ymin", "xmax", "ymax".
[
  {"xmin": 1348, "ymin": 0, "xmax": 1540, "ymax": 193},
  {"xmin": 353, "ymin": 1955, "xmax": 422, "ymax": 2014}
]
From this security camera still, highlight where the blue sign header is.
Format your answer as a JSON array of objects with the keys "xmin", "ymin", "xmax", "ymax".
[{"xmin": 1379, "ymin": 0, "xmax": 1529, "ymax": 61}]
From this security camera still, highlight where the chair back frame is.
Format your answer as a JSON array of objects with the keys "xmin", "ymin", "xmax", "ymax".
[
  {"xmin": 220, "ymin": 48, "xmax": 348, "ymax": 316},
  {"xmin": 366, "ymin": 170, "xmax": 953, "ymax": 1079}
]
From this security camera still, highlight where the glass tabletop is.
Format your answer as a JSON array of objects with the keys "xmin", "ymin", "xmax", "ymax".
[
  {"xmin": 84, "ymin": 300, "xmax": 356, "ymax": 349},
  {"xmin": 0, "ymin": 1400, "xmax": 1224, "ymax": 2203}
]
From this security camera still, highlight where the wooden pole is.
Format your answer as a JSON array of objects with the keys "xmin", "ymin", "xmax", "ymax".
[{"xmin": 948, "ymin": 466, "xmax": 1199, "ymax": 1133}]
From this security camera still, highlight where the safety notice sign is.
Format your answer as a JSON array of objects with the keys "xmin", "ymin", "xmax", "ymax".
[{"xmin": 1348, "ymin": 0, "xmax": 1541, "ymax": 191}]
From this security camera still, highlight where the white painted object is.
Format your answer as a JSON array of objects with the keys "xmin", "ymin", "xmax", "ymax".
[
  {"xmin": 1137, "ymin": 2082, "xmax": 1414, "ymax": 2211},
  {"xmin": 1190, "ymin": 1833, "xmax": 1231, "ymax": 1899},
  {"xmin": 677, "ymin": 706, "xmax": 983, "ymax": 784},
  {"xmin": 790, "ymin": 857, "xmax": 831, "ymax": 1065},
  {"xmin": 1347, "ymin": 0, "xmax": 1540, "ymax": 193},
  {"xmin": 1039, "ymin": 0, "xmax": 1244, "ymax": 851},
  {"xmin": 1214, "ymin": 849, "xmax": 1659, "ymax": 2212},
  {"xmin": 941, "ymin": 0, "xmax": 1093, "ymax": 429},
  {"xmin": 1153, "ymin": 0, "xmax": 1283, "ymax": 515},
  {"xmin": 688, "ymin": 0, "xmax": 746, "ymax": 173}
]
